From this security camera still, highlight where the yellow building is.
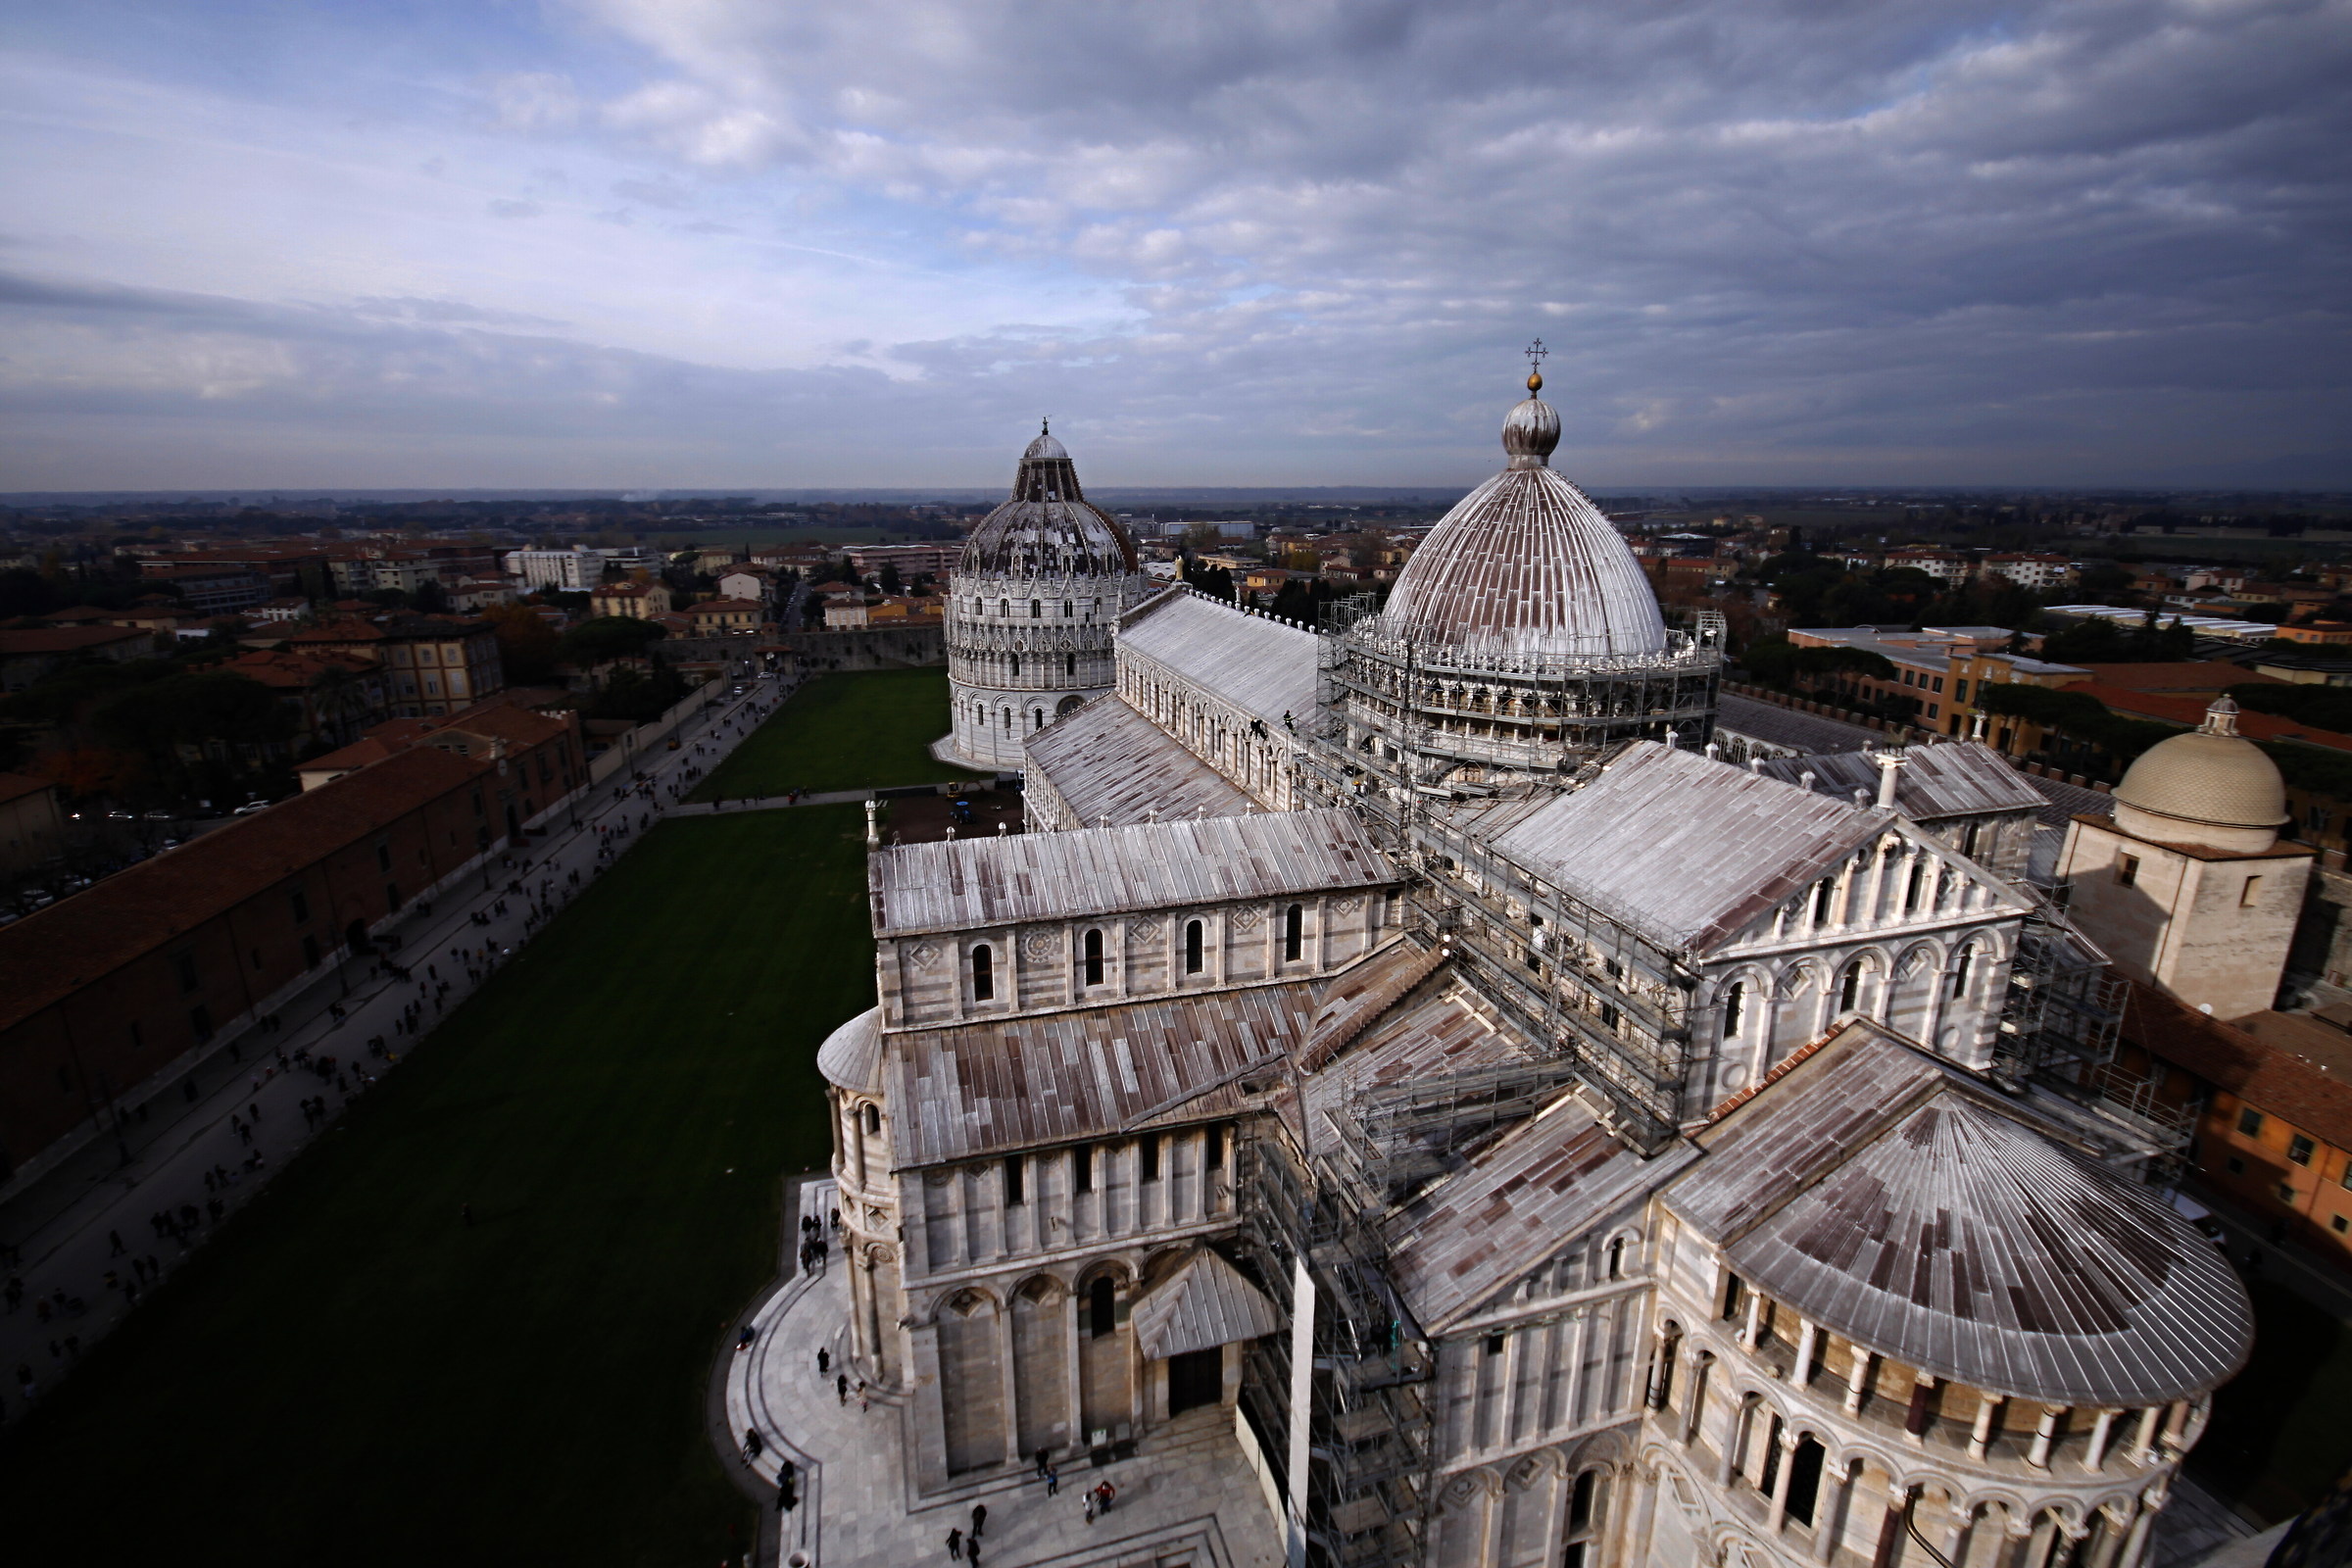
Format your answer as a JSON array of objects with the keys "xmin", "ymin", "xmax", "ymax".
[{"xmin": 590, "ymin": 581, "xmax": 672, "ymax": 620}]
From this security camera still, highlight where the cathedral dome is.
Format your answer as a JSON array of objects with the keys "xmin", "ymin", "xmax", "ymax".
[
  {"xmin": 1376, "ymin": 368, "xmax": 1666, "ymax": 662},
  {"xmin": 958, "ymin": 421, "xmax": 1138, "ymax": 579},
  {"xmin": 2113, "ymin": 698, "xmax": 2286, "ymax": 850}
]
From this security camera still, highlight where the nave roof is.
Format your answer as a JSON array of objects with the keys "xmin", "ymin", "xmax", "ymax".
[
  {"xmin": 869, "ymin": 807, "xmax": 1391, "ymax": 937},
  {"xmin": 1023, "ymin": 694, "xmax": 1258, "ymax": 830},
  {"xmin": 1117, "ymin": 588, "xmax": 1320, "ymax": 730},
  {"xmin": 884, "ymin": 982, "xmax": 1314, "ymax": 1167}
]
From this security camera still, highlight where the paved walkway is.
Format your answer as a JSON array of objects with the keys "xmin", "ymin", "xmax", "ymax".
[
  {"xmin": 0, "ymin": 672, "xmax": 799, "ymax": 1420},
  {"xmin": 725, "ymin": 1192, "xmax": 1285, "ymax": 1568}
]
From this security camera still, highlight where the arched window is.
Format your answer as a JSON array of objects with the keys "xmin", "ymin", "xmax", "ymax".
[
  {"xmin": 1030, "ymin": 599, "xmax": 1042, "ymax": 618},
  {"xmin": 1062, "ymin": 601, "xmax": 1073, "ymax": 618},
  {"xmin": 1088, "ymin": 1277, "xmax": 1115, "ymax": 1339},
  {"xmin": 1838, "ymin": 964, "xmax": 1860, "ymax": 1012},
  {"xmin": 971, "ymin": 944, "xmax": 995, "ymax": 1002},
  {"xmin": 1606, "ymin": 1237, "xmax": 1624, "ymax": 1279},
  {"xmin": 1032, "ymin": 709, "xmax": 1044, "ymax": 730},
  {"xmin": 1064, "ymin": 652, "xmax": 1076, "ymax": 677},
  {"xmin": 1786, "ymin": 1437, "xmax": 1826, "ymax": 1525},
  {"xmin": 1283, "ymin": 903, "xmax": 1302, "ymax": 962},
  {"xmin": 1570, "ymin": 1469, "xmax": 1598, "ymax": 1532},
  {"xmin": 1009, "ymin": 653, "xmax": 1021, "ymax": 677},
  {"xmin": 1950, "ymin": 949, "xmax": 1973, "ymax": 999},
  {"xmin": 1001, "ymin": 707, "xmax": 1012, "ymax": 732},
  {"xmin": 1811, "ymin": 879, "xmax": 1836, "ymax": 926},
  {"xmin": 1083, "ymin": 928, "xmax": 1103, "ymax": 986},
  {"xmin": 1723, "ymin": 981, "xmax": 1744, "ymax": 1038},
  {"xmin": 1184, "ymin": 919, "xmax": 1204, "ymax": 975},
  {"xmin": 862, "ymin": 1102, "xmax": 881, "ymax": 1135},
  {"xmin": 999, "ymin": 598, "xmax": 1009, "ymax": 617}
]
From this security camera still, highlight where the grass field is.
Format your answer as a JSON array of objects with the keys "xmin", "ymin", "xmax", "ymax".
[
  {"xmin": 0, "ymin": 808, "xmax": 873, "ymax": 1567},
  {"xmin": 689, "ymin": 666, "xmax": 989, "ymax": 801}
]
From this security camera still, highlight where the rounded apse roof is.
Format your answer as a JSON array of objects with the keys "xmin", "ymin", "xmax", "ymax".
[
  {"xmin": 1377, "ymin": 374, "xmax": 1667, "ymax": 662},
  {"xmin": 2114, "ymin": 699, "xmax": 2287, "ymax": 830},
  {"xmin": 958, "ymin": 421, "xmax": 1137, "ymax": 580},
  {"xmin": 816, "ymin": 1005, "xmax": 885, "ymax": 1096}
]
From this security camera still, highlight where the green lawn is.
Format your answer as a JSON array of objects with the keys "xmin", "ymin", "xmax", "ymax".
[
  {"xmin": 689, "ymin": 667, "xmax": 989, "ymax": 801},
  {"xmin": 2193, "ymin": 1277, "xmax": 2352, "ymax": 1523},
  {"xmin": 0, "ymin": 808, "xmax": 873, "ymax": 1567}
]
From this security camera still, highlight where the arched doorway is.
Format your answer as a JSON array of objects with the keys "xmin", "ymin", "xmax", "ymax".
[{"xmin": 344, "ymin": 919, "xmax": 371, "ymax": 954}]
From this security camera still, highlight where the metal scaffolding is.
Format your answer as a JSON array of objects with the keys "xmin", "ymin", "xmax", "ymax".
[{"xmin": 1233, "ymin": 1131, "xmax": 1439, "ymax": 1568}]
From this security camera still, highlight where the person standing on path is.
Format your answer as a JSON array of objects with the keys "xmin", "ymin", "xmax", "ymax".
[
  {"xmin": 1046, "ymin": 1466, "xmax": 1058, "ymax": 1497},
  {"xmin": 945, "ymin": 1527, "xmax": 962, "ymax": 1560},
  {"xmin": 970, "ymin": 1502, "xmax": 986, "ymax": 1540},
  {"xmin": 836, "ymin": 1372, "xmax": 848, "ymax": 1405}
]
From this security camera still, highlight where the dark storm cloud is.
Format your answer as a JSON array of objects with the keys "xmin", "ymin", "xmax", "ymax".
[{"xmin": 2, "ymin": 0, "xmax": 2347, "ymax": 484}]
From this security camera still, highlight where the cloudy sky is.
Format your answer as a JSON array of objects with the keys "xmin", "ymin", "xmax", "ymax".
[{"xmin": 2, "ymin": 0, "xmax": 2347, "ymax": 491}]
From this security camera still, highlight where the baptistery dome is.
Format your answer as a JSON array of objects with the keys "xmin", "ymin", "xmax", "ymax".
[
  {"xmin": 943, "ymin": 422, "xmax": 1153, "ymax": 769},
  {"xmin": 1379, "ymin": 373, "xmax": 1666, "ymax": 662},
  {"xmin": 958, "ymin": 423, "xmax": 1138, "ymax": 578}
]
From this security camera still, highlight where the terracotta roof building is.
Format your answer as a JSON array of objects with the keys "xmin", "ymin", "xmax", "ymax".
[
  {"xmin": 0, "ymin": 743, "xmax": 551, "ymax": 1181},
  {"xmin": 0, "ymin": 625, "xmax": 157, "ymax": 690}
]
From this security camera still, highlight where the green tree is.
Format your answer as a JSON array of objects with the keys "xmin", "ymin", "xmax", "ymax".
[
  {"xmin": 561, "ymin": 615, "xmax": 668, "ymax": 665},
  {"xmin": 481, "ymin": 603, "xmax": 564, "ymax": 686}
]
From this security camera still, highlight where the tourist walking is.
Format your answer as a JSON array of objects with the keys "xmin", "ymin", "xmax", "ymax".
[
  {"xmin": 970, "ymin": 1502, "xmax": 986, "ymax": 1539},
  {"xmin": 946, "ymin": 1527, "xmax": 962, "ymax": 1560},
  {"xmin": 836, "ymin": 1372, "xmax": 849, "ymax": 1406}
]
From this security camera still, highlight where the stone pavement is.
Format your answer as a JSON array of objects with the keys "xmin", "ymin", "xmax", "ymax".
[
  {"xmin": 725, "ymin": 1193, "xmax": 1286, "ymax": 1568},
  {"xmin": 0, "ymin": 673, "xmax": 797, "ymax": 1422}
]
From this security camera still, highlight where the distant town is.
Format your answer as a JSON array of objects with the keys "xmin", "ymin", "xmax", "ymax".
[{"xmin": 9, "ymin": 485, "xmax": 2352, "ymax": 889}]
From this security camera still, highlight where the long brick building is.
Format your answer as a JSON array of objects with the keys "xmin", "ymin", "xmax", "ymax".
[{"xmin": 0, "ymin": 726, "xmax": 574, "ymax": 1184}]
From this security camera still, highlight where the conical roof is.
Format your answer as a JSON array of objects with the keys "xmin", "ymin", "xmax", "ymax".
[
  {"xmin": 958, "ymin": 421, "xmax": 1137, "ymax": 579},
  {"xmin": 1377, "ymin": 371, "xmax": 1665, "ymax": 662}
]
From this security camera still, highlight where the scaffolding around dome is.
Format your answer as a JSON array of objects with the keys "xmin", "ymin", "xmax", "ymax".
[{"xmin": 1322, "ymin": 593, "xmax": 1725, "ymax": 787}]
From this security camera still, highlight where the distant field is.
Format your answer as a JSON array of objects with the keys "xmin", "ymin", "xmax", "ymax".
[
  {"xmin": 652, "ymin": 526, "xmax": 952, "ymax": 548},
  {"xmin": 0, "ymin": 808, "xmax": 872, "ymax": 1566},
  {"xmin": 689, "ymin": 666, "xmax": 989, "ymax": 801}
]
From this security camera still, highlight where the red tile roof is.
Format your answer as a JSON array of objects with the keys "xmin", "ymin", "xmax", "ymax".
[
  {"xmin": 0, "ymin": 626, "xmax": 152, "ymax": 654},
  {"xmin": 2127, "ymin": 981, "xmax": 2352, "ymax": 1151},
  {"xmin": 0, "ymin": 746, "xmax": 489, "ymax": 1034},
  {"xmin": 2074, "ymin": 682, "xmax": 2352, "ymax": 756}
]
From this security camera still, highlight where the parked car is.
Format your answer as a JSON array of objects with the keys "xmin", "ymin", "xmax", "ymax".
[{"xmin": 232, "ymin": 800, "xmax": 273, "ymax": 815}]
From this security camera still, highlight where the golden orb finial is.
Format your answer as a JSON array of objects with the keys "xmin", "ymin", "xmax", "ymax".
[{"xmin": 1524, "ymin": 337, "xmax": 1548, "ymax": 395}]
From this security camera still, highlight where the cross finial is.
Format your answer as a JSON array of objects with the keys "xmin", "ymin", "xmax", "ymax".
[
  {"xmin": 1524, "ymin": 338, "xmax": 1547, "ymax": 394},
  {"xmin": 1041, "ymin": 416, "xmax": 1050, "ymax": 434}
]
